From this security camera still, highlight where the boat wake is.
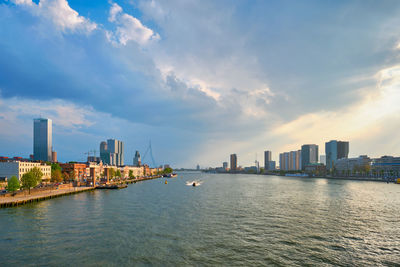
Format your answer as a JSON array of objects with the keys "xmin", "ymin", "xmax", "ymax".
[{"xmin": 186, "ymin": 180, "xmax": 203, "ymax": 186}]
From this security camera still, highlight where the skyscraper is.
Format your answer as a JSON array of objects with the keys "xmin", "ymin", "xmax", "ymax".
[
  {"xmin": 133, "ymin": 151, "xmax": 141, "ymax": 166},
  {"xmin": 301, "ymin": 144, "xmax": 318, "ymax": 170},
  {"xmin": 264, "ymin": 150, "xmax": 272, "ymax": 170},
  {"xmin": 100, "ymin": 141, "xmax": 108, "ymax": 163},
  {"xmin": 33, "ymin": 118, "xmax": 52, "ymax": 161},
  {"xmin": 325, "ymin": 140, "xmax": 349, "ymax": 170},
  {"xmin": 99, "ymin": 139, "xmax": 124, "ymax": 166},
  {"xmin": 230, "ymin": 154, "xmax": 237, "ymax": 171},
  {"xmin": 223, "ymin": 162, "xmax": 228, "ymax": 170}
]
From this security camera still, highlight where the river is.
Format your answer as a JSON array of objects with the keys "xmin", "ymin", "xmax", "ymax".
[{"xmin": 1, "ymin": 172, "xmax": 399, "ymax": 266}]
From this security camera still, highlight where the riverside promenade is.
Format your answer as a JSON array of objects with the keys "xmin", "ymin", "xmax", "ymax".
[
  {"xmin": 0, "ymin": 175, "xmax": 164, "ymax": 208},
  {"xmin": 0, "ymin": 185, "xmax": 94, "ymax": 208}
]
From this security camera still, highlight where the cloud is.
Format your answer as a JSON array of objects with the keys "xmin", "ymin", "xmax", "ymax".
[
  {"xmin": 2, "ymin": 1, "xmax": 400, "ymax": 167},
  {"xmin": 11, "ymin": 0, "xmax": 97, "ymax": 33},
  {"xmin": 107, "ymin": 2, "xmax": 160, "ymax": 46}
]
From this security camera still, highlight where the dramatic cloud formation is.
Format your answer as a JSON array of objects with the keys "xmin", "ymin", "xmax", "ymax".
[
  {"xmin": 107, "ymin": 2, "xmax": 159, "ymax": 45},
  {"xmin": 1, "ymin": 0, "xmax": 400, "ymax": 167}
]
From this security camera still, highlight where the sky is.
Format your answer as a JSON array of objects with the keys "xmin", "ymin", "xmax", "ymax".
[{"xmin": 1, "ymin": 0, "xmax": 400, "ymax": 168}]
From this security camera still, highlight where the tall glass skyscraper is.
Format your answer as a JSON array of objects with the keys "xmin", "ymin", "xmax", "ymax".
[
  {"xmin": 33, "ymin": 118, "xmax": 52, "ymax": 161},
  {"xmin": 301, "ymin": 144, "xmax": 318, "ymax": 170},
  {"xmin": 99, "ymin": 139, "xmax": 124, "ymax": 166},
  {"xmin": 325, "ymin": 140, "xmax": 349, "ymax": 170}
]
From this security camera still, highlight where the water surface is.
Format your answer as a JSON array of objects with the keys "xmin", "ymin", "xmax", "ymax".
[{"xmin": 1, "ymin": 172, "xmax": 399, "ymax": 266}]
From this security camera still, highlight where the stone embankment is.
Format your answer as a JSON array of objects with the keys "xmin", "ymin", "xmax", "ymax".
[
  {"xmin": 0, "ymin": 175, "xmax": 164, "ymax": 208},
  {"xmin": 0, "ymin": 184, "xmax": 94, "ymax": 208}
]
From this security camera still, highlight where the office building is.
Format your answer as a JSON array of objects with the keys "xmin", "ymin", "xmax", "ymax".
[
  {"xmin": 33, "ymin": 118, "xmax": 52, "ymax": 161},
  {"xmin": 230, "ymin": 154, "xmax": 237, "ymax": 171},
  {"xmin": 133, "ymin": 151, "xmax": 141, "ymax": 166},
  {"xmin": 268, "ymin": 161, "xmax": 276, "ymax": 170},
  {"xmin": 99, "ymin": 139, "xmax": 124, "ymax": 166},
  {"xmin": 0, "ymin": 161, "xmax": 51, "ymax": 181},
  {"xmin": 223, "ymin": 162, "xmax": 228, "ymax": 170},
  {"xmin": 371, "ymin": 156, "xmax": 400, "ymax": 175},
  {"xmin": 336, "ymin": 155, "xmax": 371, "ymax": 174},
  {"xmin": 301, "ymin": 144, "xmax": 318, "ymax": 170},
  {"xmin": 320, "ymin": 155, "xmax": 326, "ymax": 165},
  {"xmin": 264, "ymin": 150, "xmax": 271, "ymax": 169},
  {"xmin": 100, "ymin": 141, "xmax": 108, "ymax": 163},
  {"xmin": 325, "ymin": 140, "xmax": 349, "ymax": 170}
]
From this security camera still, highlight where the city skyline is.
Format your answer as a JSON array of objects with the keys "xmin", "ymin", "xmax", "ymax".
[{"xmin": 1, "ymin": 1, "xmax": 400, "ymax": 167}]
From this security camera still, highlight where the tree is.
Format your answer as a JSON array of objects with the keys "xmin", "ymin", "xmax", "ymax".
[
  {"xmin": 164, "ymin": 167, "xmax": 173, "ymax": 174},
  {"xmin": 62, "ymin": 172, "xmax": 70, "ymax": 182},
  {"xmin": 21, "ymin": 172, "xmax": 38, "ymax": 194},
  {"xmin": 108, "ymin": 168, "xmax": 115, "ymax": 179},
  {"xmin": 31, "ymin": 167, "xmax": 43, "ymax": 184},
  {"xmin": 116, "ymin": 169, "xmax": 122, "ymax": 178},
  {"xmin": 129, "ymin": 170, "xmax": 134, "ymax": 179},
  {"xmin": 51, "ymin": 169, "xmax": 63, "ymax": 183},
  {"xmin": 51, "ymin": 163, "xmax": 62, "ymax": 172},
  {"xmin": 7, "ymin": 176, "xmax": 20, "ymax": 193}
]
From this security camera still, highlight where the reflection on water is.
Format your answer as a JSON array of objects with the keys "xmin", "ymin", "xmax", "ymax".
[{"xmin": 0, "ymin": 173, "xmax": 399, "ymax": 266}]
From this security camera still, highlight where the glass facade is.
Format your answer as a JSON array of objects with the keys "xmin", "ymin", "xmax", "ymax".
[{"xmin": 33, "ymin": 118, "xmax": 52, "ymax": 161}]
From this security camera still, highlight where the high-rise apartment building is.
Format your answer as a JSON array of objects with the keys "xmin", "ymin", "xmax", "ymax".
[
  {"xmin": 99, "ymin": 139, "xmax": 124, "ymax": 166},
  {"xmin": 280, "ymin": 150, "xmax": 301, "ymax": 171},
  {"xmin": 33, "ymin": 118, "xmax": 52, "ymax": 161},
  {"xmin": 325, "ymin": 140, "xmax": 349, "ymax": 170},
  {"xmin": 230, "ymin": 154, "xmax": 237, "ymax": 171},
  {"xmin": 264, "ymin": 150, "xmax": 272, "ymax": 170},
  {"xmin": 301, "ymin": 144, "xmax": 318, "ymax": 170}
]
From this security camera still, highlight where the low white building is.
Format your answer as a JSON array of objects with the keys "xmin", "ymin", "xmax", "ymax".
[
  {"xmin": 335, "ymin": 155, "xmax": 371, "ymax": 173},
  {"xmin": 0, "ymin": 161, "xmax": 51, "ymax": 181}
]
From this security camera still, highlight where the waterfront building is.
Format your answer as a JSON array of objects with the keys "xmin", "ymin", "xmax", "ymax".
[
  {"xmin": 280, "ymin": 150, "xmax": 301, "ymax": 171},
  {"xmin": 301, "ymin": 144, "xmax": 319, "ymax": 170},
  {"xmin": 87, "ymin": 156, "xmax": 101, "ymax": 163},
  {"xmin": 122, "ymin": 165, "xmax": 145, "ymax": 178},
  {"xmin": 100, "ymin": 141, "xmax": 108, "ymax": 163},
  {"xmin": 230, "ymin": 154, "xmax": 237, "ymax": 171},
  {"xmin": 268, "ymin": 161, "xmax": 276, "ymax": 171},
  {"xmin": 196, "ymin": 164, "xmax": 200, "ymax": 170},
  {"xmin": 279, "ymin": 153, "xmax": 285, "ymax": 171},
  {"xmin": 264, "ymin": 150, "xmax": 273, "ymax": 170},
  {"xmin": 0, "ymin": 161, "xmax": 51, "ymax": 181},
  {"xmin": 99, "ymin": 139, "xmax": 124, "ymax": 166},
  {"xmin": 304, "ymin": 163, "xmax": 326, "ymax": 176},
  {"xmin": 33, "ymin": 118, "xmax": 52, "ymax": 162},
  {"xmin": 371, "ymin": 156, "xmax": 400, "ymax": 176},
  {"xmin": 60, "ymin": 163, "xmax": 88, "ymax": 181},
  {"xmin": 335, "ymin": 155, "xmax": 371, "ymax": 175},
  {"xmin": 325, "ymin": 140, "xmax": 349, "ymax": 170},
  {"xmin": 133, "ymin": 151, "xmax": 141, "ymax": 166},
  {"xmin": 244, "ymin": 166, "xmax": 258, "ymax": 173},
  {"xmin": 279, "ymin": 152, "xmax": 290, "ymax": 171},
  {"xmin": 320, "ymin": 155, "xmax": 326, "ymax": 165},
  {"xmin": 223, "ymin": 162, "xmax": 228, "ymax": 170}
]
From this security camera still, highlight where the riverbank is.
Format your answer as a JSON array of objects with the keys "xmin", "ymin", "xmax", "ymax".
[
  {"xmin": 0, "ymin": 175, "xmax": 164, "ymax": 208},
  {"xmin": 263, "ymin": 173, "xmax": 392, "ymax": 183},
  {"xmin": 0, "ymin": 186, "xmax": 94, "ymax": 208}
]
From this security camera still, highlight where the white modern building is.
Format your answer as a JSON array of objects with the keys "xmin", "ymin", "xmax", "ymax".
[{"xmin": 0, "ymin": 161, "xmax": 51, "ymax": 181}]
